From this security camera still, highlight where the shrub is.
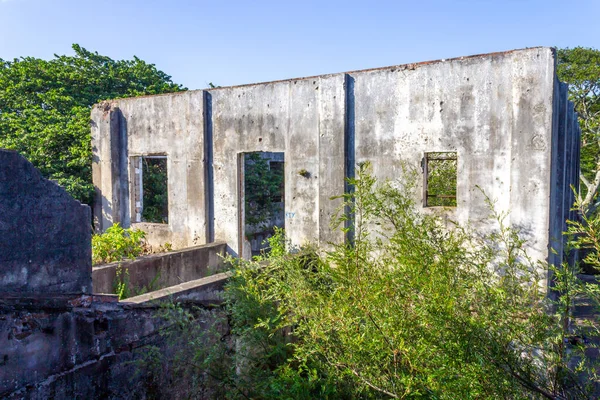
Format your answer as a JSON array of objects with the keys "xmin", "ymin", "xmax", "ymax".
[
  {"xmin": 91, "ymin": 223, "xmax": 147, "ymax": 265},
  {"xmin": 157, "ymin": 164, "xmax": 600, "ymax": 399},
  {"xmin": 219, "ymin": 163, "xmax": 600, "ymax": 399}
]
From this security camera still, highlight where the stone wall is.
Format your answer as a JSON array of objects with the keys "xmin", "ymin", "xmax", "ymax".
[{"xmin": 0, "ymin": 150, "xmax": 92, "ymax": 294}]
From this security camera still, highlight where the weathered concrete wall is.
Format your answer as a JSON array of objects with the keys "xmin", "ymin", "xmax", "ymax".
[
  {"xmin": 0, "ymin": 149, "xmax": 230, "ymax": 399},
  {"xmin": 548, "ymin": 82, "xmax": 581, "ymax": 283},
  {"xmin": 0, "ymin": 150, "xmax": 92, "ymax": 294},
  {"xmin": 0, "ymin": 148, "xmax": 231, "ymax": 399},
  {"xmin": 0, "ymin": 294, "xmax": 226, "ymax": 399},
  {"xmin": 91, "ymin": 47, "xmax": 581, "ymax": 277},
  {"xmin": 352, "ymin": 48, "xmax": 558, "ymax": 273},
  {"xmin": 211, "ymin": 75, "xmax": 347, "ymax": 255},
  {"xmin": 92, "ymin": 90, "xmax": 206, "ymax": 250},
  {"xmin": 92, "ymin": 241, "xmax": 227, "ymax": 295},
  {"xmin": 123, "ymin": 271, "xmax": 230, "ymax": 306}
]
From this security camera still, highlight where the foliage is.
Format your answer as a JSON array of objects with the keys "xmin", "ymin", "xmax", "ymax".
[
  {"xmin": 244, "ymin": 152, "xmax": 284, "ymax": 229},
  {"xmin": 91, "ymin": 223, "xmax": 147, "ymax": 265},
  {"xmin": 568, "ymin": 192, "xmax": 600, "ymax": 273},
  {"xmin": 0, "ymin": 44, "xmax": 185, "ymax": 205},
  {"xmin": 114, "ymin": 265, "xmax": 132, "ymax": 300},
  {"xmin": 141, "ymin": 157, "xmax": 169, "ymax": 223},
  {"xmin": 211, "ymin": 163, "xmax": 600, "ymax": 399},
  {"xmin": 112, "ymin": 264, "xmax": 163, "ymax": 300},
  {"xmin": 425, "ymin": 152, "xmax": 457, "ymax": 207},
  {"xmin": 136, "ymin": 303, "xmax": 235, "ymax": 399},
  {"xmin": 557, "ymin": 47, "xmax": 600, "ymax": 214}
]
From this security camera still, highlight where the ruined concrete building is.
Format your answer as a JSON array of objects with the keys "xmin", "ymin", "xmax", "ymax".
[
  {"xmin": 92, "ymin": 46, "xmax": 580, "ymax": 284},
  {"xmin": 0, "ymin": 46, "xmax": 582, "ymax": 398}
]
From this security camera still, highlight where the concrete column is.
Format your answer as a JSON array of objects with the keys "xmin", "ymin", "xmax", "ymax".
[{"xmin": 91, "ymin": 103, "xmax": 122, "ymax": 232}]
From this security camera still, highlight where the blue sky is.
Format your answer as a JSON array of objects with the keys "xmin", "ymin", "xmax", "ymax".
[{"xmin": 0, "ymin": 0, "xmax": 598, "ymax": 89}]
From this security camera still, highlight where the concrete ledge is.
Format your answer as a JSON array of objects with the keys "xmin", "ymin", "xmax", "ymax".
[
  {"xmin": 92, "ymin": 241, "xmax": 227, "ymax": 295},
  {"xmin": 122, "ymin": 272, "xmax": 231, "ymax": 306},
  {"xmin": 0, "ymin": 294, "xmax": 117, "ymax": 312}
]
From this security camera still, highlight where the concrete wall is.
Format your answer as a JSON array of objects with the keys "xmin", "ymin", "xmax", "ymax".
[
  {"xmin": 92, "ymin": 47, "xmax": 581, "ymax": 276},
  {"xmin": 549, "ymin": 81, "xmax": 581, "ymax": 283},
  {"xmin": 0, "ymin": 293, "xmax": 227, "ymax": 399},
  {"xmin": 211, "ymin": 75, "xmax": 347, "ymax": 255},
  {"xmin": 0, "ymin": 150, "xmax": 92, "ymax": 294},
  {"xmin": 0, "ymin": 149, "xmax": 232, "ymax": 399},
  {"xmin": 92, "ymin": 90, "xmax": 206, "ymax": 250},
  {"xmin": 92, "ymin": 241, "xmax": 227, "ymax": 295},
  {"xmin": 353, "ymin": 48, "xmax": 557, "ymax": 268}
]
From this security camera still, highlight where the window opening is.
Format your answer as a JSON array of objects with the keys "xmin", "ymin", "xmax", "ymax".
[
  {"xmin": 243, "ymin": 152, "xmax": 285, "ymax": 256},
  {"xmin": 423, "ymin": 152, "xmax": 457, "ymax": 207},
  {"xmin": 133, "ymin": 155, "xmax": 168, "ymax": 223}
]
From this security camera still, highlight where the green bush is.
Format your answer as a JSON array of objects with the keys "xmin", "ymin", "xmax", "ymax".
[
  {"xmin": 219, "ymin": 163, "xmax": 600, "ymax": 399},
  {"xmin": 91, "ymin": 223, "xmax": 147, "ymax": 265},
  {"xmin": 154, "ymin": 164, "xmax": 600, "ymax": 399}
]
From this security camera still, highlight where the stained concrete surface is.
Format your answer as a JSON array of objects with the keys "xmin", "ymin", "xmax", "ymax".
[
  {"xmin": 0, "ymin": 150, "xmax": 92, "ymax": 294},
  {"xmin": 92, "ymin": 47, "xmax": 580, "ymax": 288}
]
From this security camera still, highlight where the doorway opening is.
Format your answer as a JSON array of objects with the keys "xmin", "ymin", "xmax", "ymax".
[{"xmin": 239, "ymin": 152, "xmax": 285, "ymax": 257}]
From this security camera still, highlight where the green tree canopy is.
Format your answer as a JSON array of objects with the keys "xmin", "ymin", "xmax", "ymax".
[
  {"xmin": 557, "ymin": 47, "xmax": 600, "ymax": 214},
  {"xmin": 0, "ymin": 44, "xmax": 186, "ymax": 205}
]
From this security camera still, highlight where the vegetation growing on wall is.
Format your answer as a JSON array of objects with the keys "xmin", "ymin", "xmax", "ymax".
[{"xmin": 0, "ymin": 44, "xmax": 185, "ymax": 205}]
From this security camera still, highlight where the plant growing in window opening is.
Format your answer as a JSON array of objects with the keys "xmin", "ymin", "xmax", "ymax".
[
  {"xmin": 244, "ymin": 152, "xmax": 284, "ymax": 229},
  {"xmin": 141, "ymin": 157, "xmax": 169, "ymax": 223},
  {"xmin": 424, "ymin": 152, "xmax": 457, "ymax": 207}
]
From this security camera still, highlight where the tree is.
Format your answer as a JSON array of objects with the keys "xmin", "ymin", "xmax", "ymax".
[
  {"xmin": 557, "ymin": 47, "xmax": 600, "ymax": 214},
  {"xmin": 0, "ymin": 44, "xmax": 186, "ymax": 205}
]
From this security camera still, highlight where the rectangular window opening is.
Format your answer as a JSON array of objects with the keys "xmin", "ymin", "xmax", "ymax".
[
  {"xmin": 424, "ymin": 152, "xmax": 457, "ymax": 207},
  {"xmin": 243, "ymin": 152, "xmax": 285, "ymax": 257},
  {"xmin": 132, "ymin": 155, "xmax": 169, "ymax": 223}
]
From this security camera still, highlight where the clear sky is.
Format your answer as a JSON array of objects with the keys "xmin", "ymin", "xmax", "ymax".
[{"xmin": 0, "ymin": 0, "xmax": 598, "ymax": 90}]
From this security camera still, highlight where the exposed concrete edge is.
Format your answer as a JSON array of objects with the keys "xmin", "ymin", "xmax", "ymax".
[
  {"xmin": 92, "ymin": 47, "xmax": 551, "ymax": 104},
  {"xmin": 92, "ymin": 241, "xmax": 228, "ymax": 272},
  {"xmin": 121, "ymin": 271, "xmax": 232, "ymax": 306},
  {"xmin": 0, "ymin": 149, "xmax": 90, "ymax": 210},
  {"xmin": 0, "ymin": 294, "xmax": 119, "ymax": 312}
]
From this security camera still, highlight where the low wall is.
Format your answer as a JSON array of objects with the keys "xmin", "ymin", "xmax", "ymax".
[
  {"xmin": 124, "ymin": 272, "xmax": 231, "ymax": 306},
  {"xmin": 0, "ymin": 150, "xmax": 232, "ymax": 398},
  {"xmin": 0, "ymin": 292, "xmax": 228, "ymax": 399},
  {"xmin": 92, "ymin": 242, "xmax": 227, "ymax": 295}
]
